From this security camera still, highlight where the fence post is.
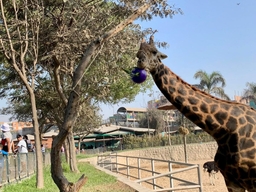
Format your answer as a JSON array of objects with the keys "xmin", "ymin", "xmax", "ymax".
[
  {"xmin": 17, "ymin": 153, "xmax": 21, "ymax": 179},
  {"xmin": 6, "ymin": 155, "xmax": 10, "ymax": 182},
  {"xmin": 110, "ymin": 154, "xmax": 113, "ymax": 172},
  {"xmin": 26, "ymin": 153, "xmax": 29, "ymax": 176},
  {"xmin": 197, "ymin": 164, "xmax": 203, "ymax": 192},
  {"xmin": 168, "ymin": 161, "xmax": 174, "ymax": 191},
  {"xmin": 151, "ymin": 158, "xmax": 156, "ymax": 190},
  {"xmin": 115, "ymin": 153, "xmax": 118, "ymax": 173},
  {"xmin": 33, "ymin": 152, "xmax": 35, "ymax": 173},
  {"xmin": 137, "ymin": 157, "xmax": 141, "ymax": 184},
  {"xmin": 126, "ymin": 156, "xmax": 130, "ymax": 179}
]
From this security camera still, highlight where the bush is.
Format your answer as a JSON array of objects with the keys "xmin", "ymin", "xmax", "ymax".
[{"xmin": 122, "ymin": 132, "xmax": 214, "ymax": 150}]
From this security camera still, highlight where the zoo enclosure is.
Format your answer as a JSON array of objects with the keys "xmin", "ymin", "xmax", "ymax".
[{"xmin": 97, "ymin": 153, "xmax": 203, "ymax": 191}]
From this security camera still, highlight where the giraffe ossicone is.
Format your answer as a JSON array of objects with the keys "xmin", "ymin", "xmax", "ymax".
[{"xmin": 136, "ymin": 35, "xmax": 256, "ymax": 192}]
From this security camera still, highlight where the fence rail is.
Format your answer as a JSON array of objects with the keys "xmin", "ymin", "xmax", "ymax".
[
  {"xmin": 0, "ymin": 152, "xmax": 50, "ymax": 186},
  {"xmin": 97, "ymin": 153, "xmax": 202, "ymax": 191}
]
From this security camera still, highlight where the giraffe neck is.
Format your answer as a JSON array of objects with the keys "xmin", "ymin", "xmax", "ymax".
[{"xmin": 150, "ymin": 63, "xmax": 253, "ymax": 142}]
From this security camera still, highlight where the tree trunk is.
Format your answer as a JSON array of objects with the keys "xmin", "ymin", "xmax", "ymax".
[
  {"xmin": 64, "ymin": 139, "xmax": 70, "ymax": 164},
  {"xmin": 68, "ymin": 132, "xmax": 79, "ymax": 172},
  {"xmin": 30, "ymin": 93, "xmax": 44, "ymax": 188},
  {"xmin": 183, "ymin": 135, "xmax": 188, "ymax": 163},
  {"xmin": 167, "ymin": 125, "xmax": 171, "ymax": 146},
  {"xmin": 51, "ymin": 130, "xmax": 87, "ymax": 192},
  {"xmin": 77, "ymin": 140, "xmax": 81, "ymax": 155}
]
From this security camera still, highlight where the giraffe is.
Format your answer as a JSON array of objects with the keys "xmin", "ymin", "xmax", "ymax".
[{"xmin": 136, "ymin": 36, "xmax": 256, "ymax": 192}]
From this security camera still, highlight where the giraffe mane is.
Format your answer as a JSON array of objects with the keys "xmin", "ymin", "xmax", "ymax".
[{"xmin": 167, "ymin": 66, "xmax": 256, "ymax": 111}]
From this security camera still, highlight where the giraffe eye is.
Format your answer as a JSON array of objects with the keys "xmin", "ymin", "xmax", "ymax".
[{"xmin": 152, "ymin": 51, "xmax": 157, "ymax": 55}]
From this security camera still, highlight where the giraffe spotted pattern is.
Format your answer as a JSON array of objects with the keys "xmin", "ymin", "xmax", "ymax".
[{"xmin": 136, "ymin": 36, "xmax": 256, "ymax": 192}]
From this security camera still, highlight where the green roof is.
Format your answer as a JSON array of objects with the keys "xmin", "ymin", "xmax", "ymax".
[
  {"xmin": 97, "ymin": 130, "xmax": 132, "ymax": 137},
  {"xmin": 74, "ymin": 130, "xmax": 134, "ymax": 139}
]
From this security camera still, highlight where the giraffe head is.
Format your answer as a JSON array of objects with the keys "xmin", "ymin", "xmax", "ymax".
[{"xmin": 136, "ymin": 36, "xmax": 168, "ymax": 72}]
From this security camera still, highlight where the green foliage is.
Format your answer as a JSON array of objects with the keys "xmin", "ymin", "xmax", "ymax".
[
  {"xmin": 0, "ymin": 0, "xmax": 166, "ymax": 125},
  {"xmin": 76, "ymin": 153, "xmax": 97, "ymax": 160},
  {"xmin": 122, "ymin": 132, "xmax": 214, "ymax": 149},
  {"xmin": 123, "ymin": 134, "xmax": 168, "ymax": 148},
  {"xmin": 137, "ymin": 108, "xmax": 165, "ymax": 132}
]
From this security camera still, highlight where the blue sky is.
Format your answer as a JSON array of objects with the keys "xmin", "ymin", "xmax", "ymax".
[
  {"xmin": 0, "ymin": 0, "xmax": 255, "ymax": 122},
  {"xmin": 100, "ymin": 0, "xmax": 256, "ymax": 119}
]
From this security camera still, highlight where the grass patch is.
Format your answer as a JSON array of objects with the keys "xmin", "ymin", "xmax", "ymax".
[
  {"xmin": 76, "ymin": 153, "xmax": 97, "ymax": 160},
  {"xmin": 2, "ymin": 162, "xmax": 135, "ymax": 192}
]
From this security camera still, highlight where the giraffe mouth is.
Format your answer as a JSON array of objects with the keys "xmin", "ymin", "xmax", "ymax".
[{"xmin": 137, "ymin": 58, "xmax": 148, "ymax": 71}]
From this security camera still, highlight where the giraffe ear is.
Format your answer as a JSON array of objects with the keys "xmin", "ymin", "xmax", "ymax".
[
  {"xmin": 159, "ymin": 52, "xmax": 168, "ymax": 59},
  {"xmin": 149, "ymin": 35, "xmax": 154, "ymax": 45}
]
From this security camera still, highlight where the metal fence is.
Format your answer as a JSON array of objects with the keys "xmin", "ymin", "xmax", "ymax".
[
  {"xmin": 122, "ymin": 133, "xmax": 215, "ymax": 150},
  {"xmin": 97, "ymin": 153, "xmax": 203, "ymax": 192},
  {"xmin": 0, "ymin": 152, "xmax": 50, "ymax": 186}
]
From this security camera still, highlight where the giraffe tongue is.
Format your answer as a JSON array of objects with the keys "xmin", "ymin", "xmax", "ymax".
[{"xmin": 130, "ymin": 67, "xmax": 147, "ymax": 84}]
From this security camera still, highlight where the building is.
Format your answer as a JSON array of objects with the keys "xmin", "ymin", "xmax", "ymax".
[
  {"xmin": 115, "ymin": 107, "xmax": 147, "ymax": 127},
  {"xmin": 233, "ymin": 95, "xmax": 256, "ymax": 109},
  {"xmin": 41, "ymin": 130, "xmax": 59, "ymax": 148},
  {"xmin": 74, "ymin": 124, "xmax": 155, "ymax": 149},
  {"xmin": 0, "ymin": 121, "xmax": 33, "ymax": 132}
]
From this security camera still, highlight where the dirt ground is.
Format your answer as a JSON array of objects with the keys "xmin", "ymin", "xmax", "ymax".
[
  {"xmin": 117, "ymin": 159, "xmax": 228, "ymax": 192},
  {"xmin": 83, "ymin": 180, "xmax": 136, "ymax": 192}
]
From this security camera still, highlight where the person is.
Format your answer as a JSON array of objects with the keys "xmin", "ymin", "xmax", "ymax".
[
  {"xmin": 1, "ymin": 123, "xmax": 13, "ymax": 153},
  {"xmin": 41, "ymin": 144, "xmax": 45, "ymax": 153},
  {"xmin": 23, "ymin": 135, "xmax": 33, "ymax": 152},
  {"xmin": 0, "ymin": 144, "xmax": 8, "ymax": 156},
  {"xmin": 15, "ymin": 134, "xmax": 28, "ymax": 174},
  {"xmin": 41, "ymin": 144, "xmax": 45, "ymax": 164},
  {"xmin": 0, "ymin": 143, "xmax": 8, "ymax": 183}
]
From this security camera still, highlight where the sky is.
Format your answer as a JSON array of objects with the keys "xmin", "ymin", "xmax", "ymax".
[
  {"xmin": 99, "ymin": 0, "xmax": 256, "ymax": 119},
  {"xmin": 0, "ymin": 0, "xmax": 255, "ymax": 122}
]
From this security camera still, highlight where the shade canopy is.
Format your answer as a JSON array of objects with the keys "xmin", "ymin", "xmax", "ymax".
[{"xmin": 157, "ymin": 103, "xmax": 176, "ymax": 110}]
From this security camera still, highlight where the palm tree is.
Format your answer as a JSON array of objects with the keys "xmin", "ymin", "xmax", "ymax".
[
  {"xmin": 242, "ymin": 82, "xmax": 256, "ymax": 105},
  {"xmin": 194, "ymin": 70, "xmax": 230, "ymax": 100}
]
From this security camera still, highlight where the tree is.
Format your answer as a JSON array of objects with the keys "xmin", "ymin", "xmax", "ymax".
[
  {"xmin": 49, "ymin": 3, "xmax": 155, "ymax": 191},
  {"xmin": 194, "ymin": 70, "xmax": 230, "ymax": 100},
  {"xmin": 0, "ymin": 0, "xmax": 154, "ymax": 175},
  {"xmin": 0, "ymin": 0, "xmax": 44, "ymax": 188},
  {"xmin": 242, "ymin": 82, "xmax": 256, "ymax": 105},
  {"xmin": 0, "ymin": 0, "xmax": 182, "ymax": 191},
  {"xmin": 138, "ymin": 108, "xmax": 165, "ymax": 133}
]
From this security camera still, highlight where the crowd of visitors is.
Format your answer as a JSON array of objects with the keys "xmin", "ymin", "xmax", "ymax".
[{"xmin": 0, "ymin": 123, "xmax": 47, "ymax": 180}]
